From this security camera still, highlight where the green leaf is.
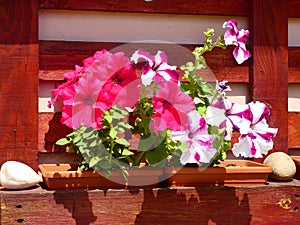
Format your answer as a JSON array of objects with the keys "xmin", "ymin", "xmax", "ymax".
[
  {"xmin": 145, "ymin": 144, "xmax": 170, "ymax": 165},
  {"xmin": 112, "ymin": 110, "xmax": 124, "ymax": 119},
  {"xmin": 115, "ymin": 138, "xmax": 130, "ymax": 146},
  {"xmin": 118, "ymin": 121, "xmax": 133, "ymax": 129},
  {"xmin": 56, "ymin": 138, "xmax": 70, "ymax": 146},
  {"xmin": 89, "ymin": 157, "xmax": 101, "ymax": 168},
  {"xmin": 109, "ymin": 128, "xmax": 117, "ymax": 138},
  {"xmin": 104, "ymin": 112, "xmax": 113, "ymax": 123},
  {"xmin": 99, "ymin": 159, "xmax": 112, "ymax": 169},
  {"xmin": 121, "ymin": 149, "xmax": 134, "ymax": 156}
]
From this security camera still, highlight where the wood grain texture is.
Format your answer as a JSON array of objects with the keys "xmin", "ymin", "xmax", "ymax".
[
  {"xmin": 288, "ymin": 0, "xmax": 300, "ymax": 18},
  {"xmin": 38, "ymin": 0, "xmax": 300, "ymax": 17},
  {"xmin": 1, "ymin": 183, "xmax": 300, "ymax": 224},
  {"xmin": 38, "ymin": 0, "xmax": 249, "ymax": 16},
  {"xmin": 38, "ymin": 112, "xmax": 72, "ymax": 152},
  {"xmin": 39, "ymin": 40, "xmax": 299, "ymax": 83},
  {"xmin": 288, "ymin": 47, "xmax": 300, "ymax": 83},
  {"xmin": 249, "ymin": 0, "xmax": 289, "ymax": 154},
  {"xmin": 38, "ymin": 112, "xmax": 300, "ymax": 152},
  {"xmin": 0, "ymin": 0, "xmax": 39, "ymax": 170},
  {"xmin": 288, "ymin": 112, "xmax": 300, "ymax": 149},
  {"xmin": 39, "ymin": 41, "xmax": 249, "ymax": 82}
]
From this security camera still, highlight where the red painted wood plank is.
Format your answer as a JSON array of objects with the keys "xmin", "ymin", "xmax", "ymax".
[
  {"xmin": 249, "ymin": 0, "xmax": 289, "ymax": 155},
  {"xmin": 38, "ymin": 0, "xmax": 249, "ymax": 16},
  {"xmin": 39, "ymin": 41, "xmax": 249, "ymax": 82},
  {"xmin": 0, "ymin": 0, "xmax": 39, "ymax": 170},
  {"xmin": 38, "ymin": 112, "xmax": 300, "ymax": 152},
  {"xmin": 39, "ymin": 40, "xmax": 300, "ymax": 83},
  {"xmin": 38, "ymin": 112, "xmax": 72, "ymax": 152},
  {"xmin": 288, "ymin": 112, "xmax": 300, "ymax": 149},
  {"xmin": 289, "ymin": 47, "xmax": 300, "ymax": 83},
  {"xmin": 289, "ymin": 0, "xmax": 300, "ymax": 18},
  {"xmin": 1, "ymin": 184, "xmax": 300, "ymax": 224},
  {"xmin": 38, "ymin": 0, "xmax": 300, "ymax": 17}
]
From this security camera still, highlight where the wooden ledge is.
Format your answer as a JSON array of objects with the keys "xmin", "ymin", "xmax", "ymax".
[{"xmin": 1, "ymin": 180, "xmax": 300, "ymax": 224}]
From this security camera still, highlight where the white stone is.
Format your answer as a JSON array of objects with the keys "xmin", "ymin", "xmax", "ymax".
[
  {"xmin": 0, "ymin": 161, "xmax": 42, "ymax": 189},
  {"xmin": 263, "ymin": 152, "xmax": 296, "ymax": 181}
]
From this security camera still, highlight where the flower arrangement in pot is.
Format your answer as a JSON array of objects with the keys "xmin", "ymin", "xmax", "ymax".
[{"xmin": 44, "ymin": 19, "xmax": 277, "ymax": 188}]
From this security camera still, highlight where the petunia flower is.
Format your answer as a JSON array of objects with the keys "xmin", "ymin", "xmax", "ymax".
[
  {"xmin": 223, "ymin": 19, "xmax": 251, "ymax": 64},
  {"xmin": 47, "ymin": 65, "xmax": 83, "ymax": 108},
  {"xmin": 150, "ymin": 81, "xmax": 195, "ymax": 131},
  {"xmin": 170, "ymin": 110, "xmax": 217, "ymax": 164},
  {"xmin": 206, "ymin": 97, "xmax": 250, "ymax": 140},
  {"xmin": 58, "ymin": 50, "xmax": 138, "ymax": 129},
  {"xmin": 231, "ymin": 101, "xmax": 278, "ymax": 158},
  {"xmin": 82, "ymin": 49, "xmax": 109, "ymax": 71},
  {"xmin": 216, "ymin": 80, "xmax": 231, "ymax": 95},
  {"xmin": 131, "ymin": 49, "xmax": 180, "ymax": 86},
  {"xmin": 68, "ymin": 74, "xmax": 108, "ymax": 129},
  {"xmin": 100, "ymin": 63, "xmax": 139, "ymax": 108},
  {"xmin": 48, "ymin": 50, "xmax": 111, "ymax": 109}
]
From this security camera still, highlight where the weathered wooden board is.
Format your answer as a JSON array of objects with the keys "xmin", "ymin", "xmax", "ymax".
[
  {"xmin": 38, "ymin": 112, "xmax": 300, "ymax": 152},
  {"xmin": 0, "ymin": 0, "xmax": 39, "ymax": 169},
  {"xmin": 38, "ymin": 0, "xmax": 300, "ymax": 17},
  {"xmin": 38, "ymin": 41, "xmax": 249, "ymax": 82},
  {"xmin": 288, "ymin": 112, "xmax": 300, "ymax": 149},
  {"xmin": 38, "ymin": 41, "xmax": 299, "ymax": 83},
  {"xmin": 249, "ymin": 0, "xmax": 289, "ymax": 154},
  {"xmin": 1, "ymin": 183, "xmax": 300, "ymax": 224}
]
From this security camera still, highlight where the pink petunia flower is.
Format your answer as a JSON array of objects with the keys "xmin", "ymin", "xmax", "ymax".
[
  {"xmin": 223, "ymin": 19, "xmax": 251, "ymax": 64},
  {"xmin": 55, "ymin": 50, "xmax": 138, "ymax": 129},
  {"xmin": 82, "ymin": 49, "xmax": 109, "ymax": 71},
  {"xmin": 170, "ymin": 110, "xmax": 217, "ymax": 164},
  {"xmin": 99, "ymin": 63, "xmax": 139, "ymax": 108},
  {"xmin": 68, "ymin": 74, "xmax": 108, "ymax": 129},
  {"xmin": 150, "ymin": 81, "xmax": 195, "ymax": 131},
  {"xmin": 47, "ymin": 65, "xmax": 83, "ymax": 108},
  {"xmin": 131, "ymin": 50, "xmax": 180, "ymax": 86}
]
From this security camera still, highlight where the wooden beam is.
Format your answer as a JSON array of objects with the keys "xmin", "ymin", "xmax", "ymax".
[
  {"xmin": 38, "ymin": 0, "xmax": 300, "ymax": 17},
  {"xmin": 288, "ymin": 47, "xmax": 300, "ymax": 83},
  {"xmin": 249, "ymin": 0, "xmax": 289, "ymax": 154},
  {"xmin": 0, "ymin": 0, "xmax": 39, "ymax": 170},
  {"xmin": 288, "ymin": 112, "xmax": 300, "ymax": 149},
  {"xmin": 38, "ymin": 41, "xmax": 249, "ymax": 82},
  {"xmin": 38, "ymin": 40, "xmax": 300, "ymax": 83},
  {"xmin": 38, "ymin": 111, "xmax": 300, "ymax": 152},
  {"xmin": 1, "ymin": 184, "xmax": 300, "ymax": 224},
  {"xmin": 38, "ymin": 0, "xmax": 249, "ymax": 16},
  {"xmin": 288, "ymin": 0, "xmax": 300, "ymax": 18}
]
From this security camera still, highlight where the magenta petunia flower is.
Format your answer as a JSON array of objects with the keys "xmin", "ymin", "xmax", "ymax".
[
  {"xmin": 223, "ymin": 19, "xmax": 251, "ymax": 64},
  {"xmin": 82, "ymin": 49, "xmax": 109, "ymax": 71},
  {"xmin": 70, "ymin": 74, "xmax": 108, "ymax": 129},
  {"xmin": 47, "ymin": 65, "xmax": 83, "ymax": 108},
  {"xmin": 170, "ymin": 110, "xmax": 217, "ymax": 164},
  {"xmin": 206, "ymin": 97, "xmax": 250, "ymax": 140},
  {"xmin": 55, "ymin": 50, "xmax": 138, "ymax": 129},
  {"xmin": 99, "ymin": 63, "xmax": 139, "ymax": 108},
  {"xmin": 150, "ymin": 81, "xmax": 195, "ymax": 131},
  {"xmin": 231, "ymin": 101, "xmax": 278, "ymax": 158},
  {"xmin": 131, "ymin": 49, "xmax": 180, "ymax": 86}
]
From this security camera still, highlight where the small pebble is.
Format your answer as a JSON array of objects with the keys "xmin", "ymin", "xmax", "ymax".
[{"xmin": 263, "ymin": 152, "xmax": 296, "ymax": 181}]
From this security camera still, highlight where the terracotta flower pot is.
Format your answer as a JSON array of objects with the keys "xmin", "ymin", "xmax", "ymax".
[
  {"xmin": 163, "ymin": 159, "xmax": 272, "ymax": 187},
  {"xmin": 38, "ymin": 164, "xmax": 163, "ymax": 190},
  {"xmin": 291, "ymin": 156, "xmax": 300, "ymax": 180}
]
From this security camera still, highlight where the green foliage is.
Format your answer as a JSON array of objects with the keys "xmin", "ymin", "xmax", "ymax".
[
  {"xmin": 55, "ymin": 25, "xmax": 232, "ymax": 176},
  {"xmin": 56, "ymin": 106, "xmax": 134, "ymax": 177},
  {"xmin": 179, "ymin": 26, "xmax": 230, "ymax": 165}
]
